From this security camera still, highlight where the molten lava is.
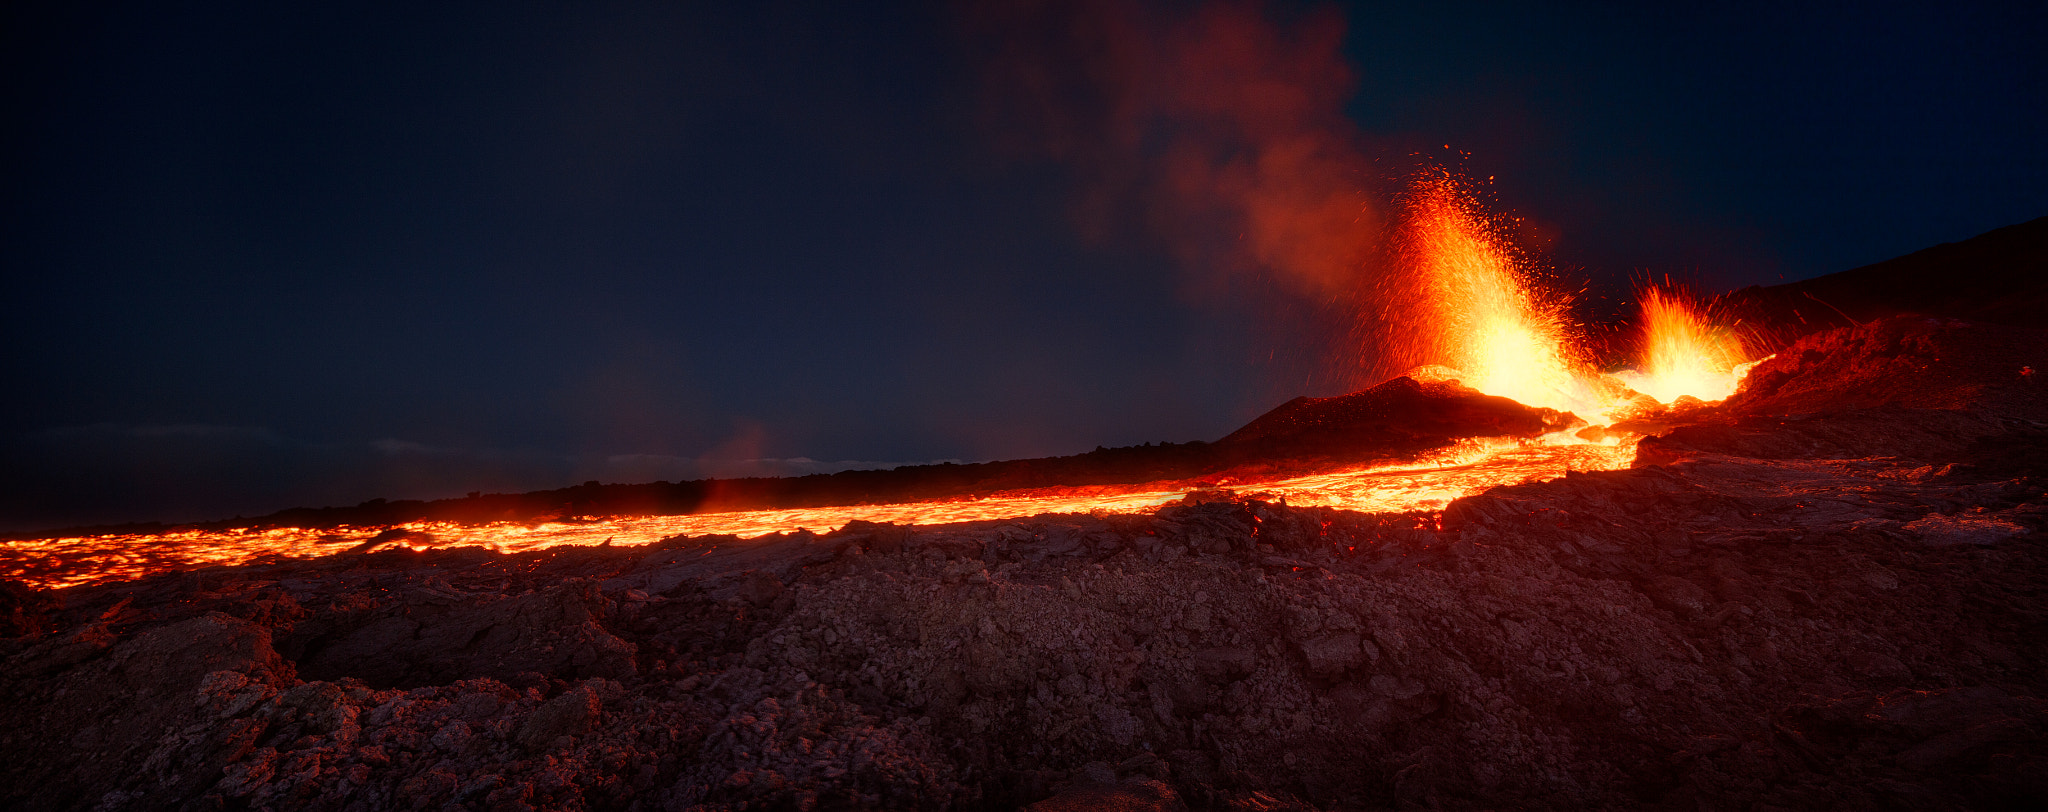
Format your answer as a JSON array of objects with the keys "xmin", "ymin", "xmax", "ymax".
[
  {"xmin": 1, "ymin": 441, "xmax": 1634, "ymax": 591},
  {"xmin": 1618, "ymin": 285, "xmax": 1754, "ymax": 404},
  {"xmin": 1388, "ymin": 172, "xmax": 1617, "ymax": 421},
  {"xmin": 1387, "ymin": 172, "xmax": 1758, "ymax": 422}
]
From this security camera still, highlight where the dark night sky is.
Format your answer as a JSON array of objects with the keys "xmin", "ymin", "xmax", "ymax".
[{"xmin": 4, "ymin": 0, "xmax": 2043, "ymax": 531}]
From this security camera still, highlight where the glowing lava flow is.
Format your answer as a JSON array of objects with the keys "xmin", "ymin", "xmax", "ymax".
[{"xmin": 1, "ymin": 441, "xmax": 1635, "ymax": 591}]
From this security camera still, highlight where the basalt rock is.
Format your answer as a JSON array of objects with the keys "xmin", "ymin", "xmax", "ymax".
[
  {"xmin": 0, "ymin": 613, "xmax": 295, "ymax": 811},
  {"xmin": 1725, "ymin": 315, "xmax": 2046, "ymax": 421},
  {"xmin": 279, "ymin": 581, "xmax": 637, "ymax": 689},
  {"xmin": 0, "ymin": 578, "xmax": 56, "ymax": 638},
  {"xmin": 1638, "ymin": 316, "xmax": 2047, "ymax": 469}
]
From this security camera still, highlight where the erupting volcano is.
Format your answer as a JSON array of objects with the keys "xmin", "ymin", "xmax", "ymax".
[
  {"xmin": 1377, "ymin": 171, "xmax": 1760, "ymax": 426},
  {"xmin": 1382, "ymin": 171, "xmax": 1612, "ymax": 418},
  {"xmin": 7, "ymin": 218, "xmax": 2048, "ymax": 812},
  {"xmin": 9, "ymin": 0, "xmax": 2044, "ymax": 806},
  {"xmin": 7, "ymin": 160, "xmax": 2045, "ymax": 811},
  {"xmin": 4, "ymin": 172, "xmax": 1754, "ymax": 591}
]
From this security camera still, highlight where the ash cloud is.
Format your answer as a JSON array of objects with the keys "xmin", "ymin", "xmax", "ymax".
[{"xmin": 959, "ymin": 0, "xmax": 1393, "ymax": 382}]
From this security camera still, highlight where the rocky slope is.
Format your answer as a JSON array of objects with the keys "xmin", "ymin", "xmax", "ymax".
[
  {"xmin": 1718, "ymin": 215, "xmax": 2048, "ymax": 335},
  {"xmin": 2, "ymin": 316, "xmax": 2044, "ymax": 811}
]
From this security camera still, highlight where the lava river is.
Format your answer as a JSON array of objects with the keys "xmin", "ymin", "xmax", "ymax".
[{"xmin": 3, "ymin": 440, "xmax": 1636, "ymax": 591}]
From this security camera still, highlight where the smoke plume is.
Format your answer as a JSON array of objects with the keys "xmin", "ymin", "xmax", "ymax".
[{"xmin": 960, "ymin": 0, "xmax": 1393, "ymax": 385}]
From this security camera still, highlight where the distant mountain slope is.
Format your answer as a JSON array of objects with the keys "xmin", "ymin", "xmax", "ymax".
[{"xmin": 1721, "ymin": 215, "xmax": 2048, "ymax": 339}]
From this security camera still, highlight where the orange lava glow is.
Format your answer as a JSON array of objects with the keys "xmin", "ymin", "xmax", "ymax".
[
  {"xmin": 1390, "ymin": 172, "xmax": 1617, "ymax": 421},
  {"xmin": 2, "ymin": 440, "xmax": 1634, "ymax": 591},
  {"xmin": 1387, "ymin": 172, "xmax": 1758, "ymax": 421},
  {"xmin": 1616, "ymin": 285, "xmax": 1754, "ymax": 404}
]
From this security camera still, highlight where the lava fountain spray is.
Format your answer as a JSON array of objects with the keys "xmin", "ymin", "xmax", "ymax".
[
  {"xmin": 1619, "ymin": 284, "xmax": 1755, "ymax": 404},
  {"xmin": 1380, "ymin": 171, "xmax": 1617, "ymax": 421}
]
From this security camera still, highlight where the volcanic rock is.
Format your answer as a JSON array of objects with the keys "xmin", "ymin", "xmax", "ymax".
[
  {"xmin": 1726, "ymin": 315, "xmax": 2046, "ymax": 419},
  {"xmin": 1719, "ymin": 214, "xmax": 2048, "ymax": 334},
  {"xmin": 517, "ymin": 684, "xmax": 603, "ymax": 750},
  {"xmin": 1218, "ymin": 375, "xmax": 1572, "ymax": 460},
  {"xmin": 1638, "ymin": 316, "xmax": 2048, "ymax": 469},
  {"xmin": 1027, "ymin": 778, "xmax": 1186, "ymax": 811},
  {"xmin": 0, "ymin": 613, "xmax": 294, "ymax": 811},
  {"xmin": 281, "ymin": 581, "xmax": 637, "ymax": 688},
  {"xmin": 5, "ymin": 427, "xmax": 2045, "ymax": 810},
  {"xmin": 737, "ymin": 570, "xmax": 784, "ymax": 607},
  {"xmin": 1294, "ymin": 632, "xmax": 1366, "ymax": 677},
  {"xmin": 0, "ymin": 578, "xmax": 55, "ymax": 638}
]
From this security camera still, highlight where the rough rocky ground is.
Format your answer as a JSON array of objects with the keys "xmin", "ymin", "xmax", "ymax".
[{"xmin": 2, "ymin": 317, "xmax": 2044, "ymax": 811}]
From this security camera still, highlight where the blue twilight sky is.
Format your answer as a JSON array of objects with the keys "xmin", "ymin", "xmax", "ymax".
[{"xmin": 3, "ymin": 0, "xmax": 2042, "ymax": 530}]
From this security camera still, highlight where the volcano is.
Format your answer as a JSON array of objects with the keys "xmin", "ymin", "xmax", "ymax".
[{"xmin": 2, "ymin": 221, "xmax": 2045, "ymax": 810}]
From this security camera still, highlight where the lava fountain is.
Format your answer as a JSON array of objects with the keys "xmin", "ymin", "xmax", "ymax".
[
  {"xmin": 1619, "ymin": 284, "xmax": 1756, "ymax": 404},
  {"xmin": 1384, "ymin": 171, "xmax": 1619, "ymax": 421},
  {"xmin": 1382, "ymin": 171, "xmax": 1757, "ymax": 424}
]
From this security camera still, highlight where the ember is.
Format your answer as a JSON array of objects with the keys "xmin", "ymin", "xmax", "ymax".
[
  {"xmin": 1381, "ymin": 172, "xmax": 1758, "ymax": 427},
  {"xmin": 1620, "ymin": 284, "xmax": 1756, "ymax": 404},
  {"xmin": 1387, "ymin": 170, "xmax": 1614, "ymax": 420}
]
